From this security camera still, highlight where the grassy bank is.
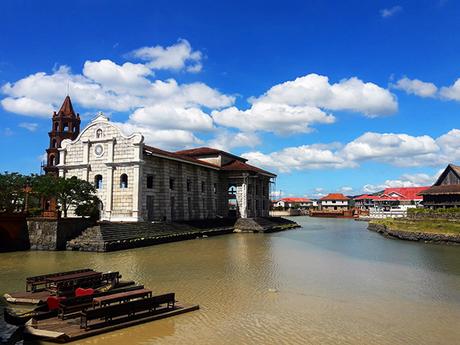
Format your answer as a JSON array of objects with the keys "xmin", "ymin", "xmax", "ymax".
[{"xmin": 372, "ymin": 218, "xmax": 460, "ymax": 236}]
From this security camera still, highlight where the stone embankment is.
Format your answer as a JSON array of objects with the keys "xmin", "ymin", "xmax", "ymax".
[
  {"xmin": 368, "ymin": 222, "xmax": 460, "ymax": 245},
  {"xmin": 67, "ymin": 217, "xmax": 299, "ymax": 252}
]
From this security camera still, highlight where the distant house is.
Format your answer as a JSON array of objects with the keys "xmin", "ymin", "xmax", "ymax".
[
  {"xmin": 354, "ymin": 194, "xmax": 375, "ymax": 210},
  {"xmin": 419, "ymin": 164, "xmax": 460, "ymax": 209},
  {"xmin": 319, "ymin": 193, "xmax": 350, "ymax": 211},
  {"xmin": 273, "ymin": 197, "xmax": 313, "ymax": 209},
  {"xmin": 372, "ymin": 187, "xmax": 429, "ymax": 211}
]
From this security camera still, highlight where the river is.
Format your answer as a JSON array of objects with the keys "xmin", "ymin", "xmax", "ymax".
[{"xmin": 1, "ymin": 217, "xmax": 460, "ymax": 344}]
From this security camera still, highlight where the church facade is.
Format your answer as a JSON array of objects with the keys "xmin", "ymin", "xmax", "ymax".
[{"xmin": 47, "ymin": 97, "xmax": 275, "ymax": 222}]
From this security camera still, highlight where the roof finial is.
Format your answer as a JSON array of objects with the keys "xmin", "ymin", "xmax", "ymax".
[{"xmin": 66, "ymin": 81, "xmax": 70, "ymax": 96}]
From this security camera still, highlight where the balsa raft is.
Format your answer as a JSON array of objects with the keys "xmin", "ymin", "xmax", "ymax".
[{"xmin": 3, "ymin": 268, "xmax": 199, "ymax": 343}]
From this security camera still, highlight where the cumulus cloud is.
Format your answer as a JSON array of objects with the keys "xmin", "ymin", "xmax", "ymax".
[
  {"xmin": 130, "ymin": 39, "xmax": 202, "ymax": 72},
  {"xmin": 207, "ymin": 130, "xmax": 261, "ymax": 151},
  {"xmin": 393, "ymin": 77, "xmax": 438, "ymax": 97},
  {"xmin": 362, "ymin": 172, "xmax": 439, "ymax": 193},
  {"xmin": 19, "ymin": 122, "xmax": 39, "ymax": 131},
  {"xmin": 252, "ymin": 73, "xmax": 397, "ymax": 116},
  {"xmin": 380, "ymin": 5, "xmax": 403, "ymax": 18},
  {"xmin": 440, "ymin": 78, "xmax": 460, "ymax": 101},
  {"xmin": 242, "ymin": 144, "xmax": 354, "ymax": 173},
  {"xmin": 341, "ymin": 132, "xmax": 439, "ymax": 166},
  {"xmin": 212, "ymin": 102, "xmax": 335, "ymax": 134},
  {"xmin": 241, "ymin": 129, "xmax": 460, "ymax": 173}
]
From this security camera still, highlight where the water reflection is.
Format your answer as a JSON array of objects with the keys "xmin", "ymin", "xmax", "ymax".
[{"xmin": 0, "ymin": 217, "xmax": 459, "ymax": 345}]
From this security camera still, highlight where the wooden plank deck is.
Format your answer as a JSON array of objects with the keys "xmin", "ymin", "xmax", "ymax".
[
  {"xmin": 24, "ymin": 303, "xmax": 199, "ymax": 343},
  {"xmin": 4, "ymin": 290, "xmax": 51, "ymax": 304}
]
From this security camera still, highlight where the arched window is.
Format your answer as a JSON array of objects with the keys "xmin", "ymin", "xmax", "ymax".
[
  {"xmin": 96, "ymin": 129, "xmax": 103, "ymax": 138},
  {"xmin": 120, "ymin": 174, "xmax": 128, "ymax": 188},
  {"xmin": 95, "ymin": 175, "xmax": 103, "ymax": 189},
  {"xmin": 49, "ymin": 155, "xmax": 56, "ymax": 166},
  {"xmin": 54, "ymin": 122, "xmax": 59, "ymax": 131},
  {"xmin": 63, "ymin": 123, "xmax": 69, "ymax": 132},
  {"xmin": 52, "ymin": 139, "xmax": 57, "ymax": 148}
]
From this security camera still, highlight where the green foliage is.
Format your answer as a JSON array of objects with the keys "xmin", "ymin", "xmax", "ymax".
[
  {"xmin": 0, "ymin": 172, "xmax": 28, "ymax": 213},
  {"xmin": 33, "ymin": 175, "xmax": 98, "ymax": 217},
  {"xmin": 408, "ymin": 207, "xmax": 460, "ymax": 215},
  {"xmin": 0, "ymin": 172, "xmax": 99, "ymax": 218}
]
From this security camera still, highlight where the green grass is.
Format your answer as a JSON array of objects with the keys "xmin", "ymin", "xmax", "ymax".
[{"xmin": 373, "ymin": 218, "xmax": 460, "ymax": 235}]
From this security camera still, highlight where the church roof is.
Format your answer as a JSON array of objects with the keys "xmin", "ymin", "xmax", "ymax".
[
  {"xmin": 144, "ymin": 145, "xmax": 276, "ymax": 177},
  {"xmin": 220, "ymin": 159, "xmax": 276, "ymax": 177},
  {"xmin": 57, "ymin": 95, "xmax": 77, "ymax": 117},
  {"xmin": 175, "ymin": 147, "xmax": 247, "ymax": 162}
]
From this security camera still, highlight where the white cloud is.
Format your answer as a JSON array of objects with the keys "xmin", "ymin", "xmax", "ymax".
[
  {"xmin": 129, "ymin": 104, "xmax": 214, "ymax": 132},
  {"xmin": 242, "ymin": 144, "xmax": 354, "ymax": 173},
  {"xmin": 212, "ymin": 102, "xmax": 335, "ymax": 134},
  {"xmin": 340, "ymin": 186, "xmax": 353, "ymax": 193},
  {"xmin": 207, "ymin": 130, "xmax": 261, "ymax": 151},
  {"xmin": 362, "ymin": 172, "xmax": 439, "ymax": 194},
  {"xmin": 440, "ymin": 78, "xmax": 460, "ymax": 101},
  {"xmin": 116, "ymin": 122, "xmax": 203, "ymax": 151},
  {"xmin": 241, "ymin": 129, "xmax": 460, "ymax": 173},
  {"xmin": 341, "ymin": 132, "xmax": 439, "ymax": 166},
  {"xmin": 1, "ymin": 97, "xmax": 53, "ymax": 117},
  {"xmin": 380, "ymin": 5, "xmax": 403, "ymax": 18},
  {"xmin": 393, "ymin": 77, "xmax": 438, "ymax": 97},
  {"xmin": 82, "ymin": 59, "xmax": 152, "ymax": 94},
  {"xmin": 19, "ymin": 122, "xmax": 39, "ymax": 131},
  {"xmin": 130, "ymin": 39, "xmax": 202, "ymax": 72},
  {"xmin": 252, "ymin": 73, "xmax": 397, "ymax": 117}
]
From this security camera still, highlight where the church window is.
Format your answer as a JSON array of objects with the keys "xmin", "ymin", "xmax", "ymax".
[
  {"xmin": 147, "ymin": 175, "xmax": 154, "ymax": 189},
  {"xmin": 169, "ymin": 178, "xmax": 175, "ymax": 190},
  {"xmin": 54, "ymin": 122, "xmax": 59, "ymax": 131},
  {"xmin": 52, "ymin": 139, "xmax": 57, "ymax": 148},
  {"xmin": 96, "ymin": 129, "xmax": 103, "ymax": 138},
  {"xmin": 63, "ymin": 123, "xmax": 69, "ymax": 132},
  {"xmin": 49, "ymin": 155, "xmax": 56, "ymax": 166},
  {"xmin": 120, "ymin": 174, "xmax": 128, "ymax": 188},
  {"xmin": 95, "ymin": 175, "xmax": 103, "ymax": 189}
]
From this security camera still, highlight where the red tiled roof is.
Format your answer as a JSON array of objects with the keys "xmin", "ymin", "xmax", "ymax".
[
  {"xmin": 144, "ymin": 145, "xmax": 276, "ymax": 176},
  {"xmin": 277, "ymin": 197, "xmax": 311, "ymax": 203},
  {"xmin": 221, "ymin": 159, "xmax": 276, "ymax": 177},
  {"xmin": 354, "ymin": 194, "xmax": 375, "ymax": 200},
  {"xmin": 320, "ymin": 193, "xmax": 350, "ymax": 201},
  {"xmin": 380, "ymin": 187, "xmax": 430, "ymax": 200},
  {"xmin": 175, "ymin": 147, "xmax": 246, "ymax": 162},
  {"xmin": 144, "ymin": 145, "xmax": 220, "ymax": 169}
]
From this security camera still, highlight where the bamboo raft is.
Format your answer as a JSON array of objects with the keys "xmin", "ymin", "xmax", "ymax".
[
  {"xmin": 3, "ymin": 268, "xmax": 199, "ymax": 343},
  {"xmin": 24, "ymin": 303, "xmax": 199, "ymax": 343}
]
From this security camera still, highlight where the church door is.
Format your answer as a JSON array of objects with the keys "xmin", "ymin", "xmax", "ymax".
[{"xmin": 147, "ymin": 196, "xmax": 155, "ymax": 221}]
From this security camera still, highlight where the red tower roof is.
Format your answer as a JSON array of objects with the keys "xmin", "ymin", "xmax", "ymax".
[{"xmin": 57, "ymin": 95, "xmax": 77, "ymax": 117}]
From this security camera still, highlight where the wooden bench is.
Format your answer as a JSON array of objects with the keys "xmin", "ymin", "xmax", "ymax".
[
  {"xmin": 26, "ymin": 269, "xmax": 93, "ymax": 292},
  {"xmin": 46, "ymin": 271, "xmax": 103, "ymax": 295},
  {"xmin": 58, "ymin": 285, "xmax": 145, "ymax": 320},
  {"xmin": 80, "ymin": 293, "xmax": 175, "ymax": 330}
]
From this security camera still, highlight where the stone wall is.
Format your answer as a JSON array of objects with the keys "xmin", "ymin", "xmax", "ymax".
[
  {"xmin": 27, "ymin": 218, "xmax": 94, "ymax": 250},
  {"xmin": 0, "ymin": 214, "xmax": 29, "ymax": 251}
]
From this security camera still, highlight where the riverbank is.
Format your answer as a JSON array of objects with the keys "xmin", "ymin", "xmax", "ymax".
[{"xmin": 368, "ymin": 219, "xmax": 460, "ymax": 244}]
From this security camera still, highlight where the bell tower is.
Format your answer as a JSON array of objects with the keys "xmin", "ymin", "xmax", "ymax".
[{"xmin": 44, "ymin": 96, "xmax": 81, "ymax": 175}]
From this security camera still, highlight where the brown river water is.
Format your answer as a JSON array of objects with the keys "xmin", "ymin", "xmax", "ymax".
[{"xmin": 1, "ymin": 217, "xmax": 460, "ymax": 345}]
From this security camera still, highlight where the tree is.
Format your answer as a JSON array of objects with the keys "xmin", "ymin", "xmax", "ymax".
[
  {"xmin": 0, "ymin": 172, "xmax": 28, "ymax": 213},
  {"xmin": 33, "ymin": 175, "xmax": 98, "ymax": 218}
]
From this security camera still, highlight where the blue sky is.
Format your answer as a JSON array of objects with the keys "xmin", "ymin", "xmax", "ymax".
[{"xmin": 1, "ymin": 0, "xmax": 459, "ymax": 198}]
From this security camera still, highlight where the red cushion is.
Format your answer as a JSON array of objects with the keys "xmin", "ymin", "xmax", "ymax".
[
  {"xmin": 47, "ymin": 296, "xmax": 66, "ymax": 310},
  {"xmin": 75, "ymin": 287, "xmax": 94, "ymax": 297}
]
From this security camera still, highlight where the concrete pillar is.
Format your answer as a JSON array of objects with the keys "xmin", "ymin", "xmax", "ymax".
[{"xmin": 132, "ymin": 164, "xmax": 141, "ymax": 220}]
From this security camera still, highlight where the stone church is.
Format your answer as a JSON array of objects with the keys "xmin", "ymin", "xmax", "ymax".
[{"xmin": 45, "ymin": 96, "xmax": 275, "ymax": 222}]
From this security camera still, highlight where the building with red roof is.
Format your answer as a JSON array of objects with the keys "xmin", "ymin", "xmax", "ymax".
[
  {"xmin": 319, "ymin": 193, "xmax": 350, "ymax": 211},
  {"xmin": 273, "ymin": 197, "xmax": 313, "ymax": 209}
]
